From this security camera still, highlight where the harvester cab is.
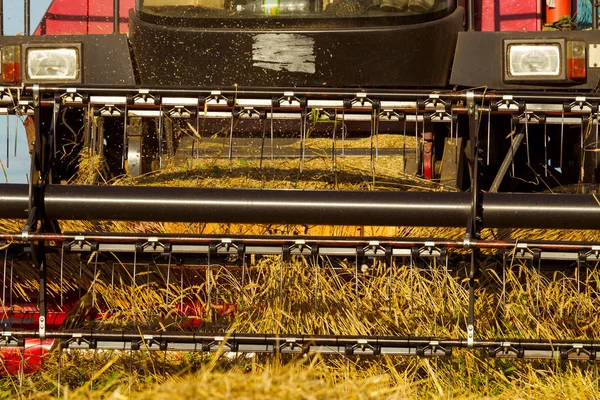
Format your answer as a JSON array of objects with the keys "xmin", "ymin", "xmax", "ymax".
[{"xmin": 2, "ymin": 0, "xmax": 600, "ymax": 385}]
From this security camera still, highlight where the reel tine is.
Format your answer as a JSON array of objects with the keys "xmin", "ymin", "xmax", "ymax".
[
  {"xmin": 162, "ymin": 348, "xmax": 167, "ymax": 382},
  {"xmin": 239, "ymin": 248, "xmax": 246, "ymax": 309},
  {"xmin": 57, "ymin": 347, "xmax": 62, "ymax": 397},
  {"xmin": 158, "ymin": 106, "xmax": 164, "ymax": 169},
  {"xmin": 147, "ymin": 259, "xmax": 151, "ymax": 307},
  {"xmin": 128, "ymin": 349, "xmax": 133, "ymax": 397},
  {"xmin": 595, "ymin": 116, "xmax": 599, "ymax": 183},
  {"xmin": 370, "ymin": 110, "xmax": 374, "ymax": 173},
  {"xmin": 354, "ymin": 253, "xmax": 359, "ymax": 312},
  {"xmin": 415, "ymin": 107, "xmax": 419, "ymax": 171},
  {"xmin": 132, "ymin": 250, "xmax": 137, "ymax": 313},
  {"xmin": 560, "ymin": 108, "xmax": 565, "ymax": 170},
  {"xmin": 260, "ymin": 117, "xmax": 266, "ymax": 170},
  {"xmin": 270, "ymin": 105, "xmax": 274, "ymax": 161},
  {"xmin": 110, "ymin": 260, "xmax": 115, "ymax": 304},
  {"xmin": 5, "ymin": 114, "xmax": 9, "ymax": 168},
  {"xmin": 375, "ymin": 110, "xmax": 380, "ymax": 162},
  {"xmin": 2, "ymin": 247, "xmax": 7, "ymax": 320},
  {"xmin": 510, "ymin": 118, "xmax": 515, "ymax": 177},
  {"xmin": 502, "ymin": 251, "xmax": 506, "ymax": 311},
  {"xmin": 165, "ymin": 252, "xmax": 172, "ymax": 305},
  {"xmin": 403, "ymin": 115, "xmax": 407, "ymax": 171},
  {"xmin": 299, "ymin": 111, "xmax": 307, "ymax": 173},
  {"xmin": 524, "ymin": 107, "xmax": 530, "ymax": 166},
  {"xmin": 122, "ymin": 102, "xmax": 128, "ymax": 167},
  {"xmin": 314, "ymin": 254, "xmax": 319, "ymax": 311},
  {"xmin": 60, "ymin": 244, "xmax": 64, "ymax": 308},
  {"xmin": 580, "ymin": 117, "xmax": 585, "ymax": 184},
  {"xmin": 90, "ymin": 347, "xmax": 97, "ymax": 391},
  {"xmin": 341, "ymin": 108, "xmax": 346, "ymax": 158},
  {"xmin": 195, "ymin": 105, "xmax": 200, "ymax": 160},
  {"xmin": 443, "ymin": 249, "xmax": 449, "ymax": 295},
  {"xmin": 544, "ymin": 115, "xmax": 548, "ymax": 177},
  {"xmin": 410, "ymin": 251, "xmax": 414, "ymax": 309},
  {"xmin": 535, "ymin": 255, "xmax": 541, "ymax": 316},
  {"xmin": 229, "ymin": 111, "xmax": 235, "ymax": 172},
  {"xmin": 279, "ymin": 254, "xmax": 283, "ymax": 310},
  {"xmin": 388, "ymin": 253, "xmax": 393, "ymax": 304},
  {"xmin": 450, "ymin": 109, "xmax": 454, "ymax": 163},
  {"xmin": 93, "ymin": 251, "xmax": 99, "ymax": 305},
  {"xmin": 10, "ymin": 260, "xmax": 13, "ymax": 310},
  {"xmin": 79, "ymin": 260, "xmax": 83, "ymax": 299},
  {"xmin": 421, "ymin": 114, "xmax": 426, "ymax": 176},
  {"xmin": 487, "ymin": 107, "xmax": 491, "ymax": 165},
  {"xmin": 207, "ymin": 251, "xmax": 212, "ymax": 320},
  {"xmin": 180, "ymin": 262, "xmax": 184, "ymax": 312},
  {"xmin": 19, "ymin": 347, "xmax": 24, "ymax": 399},
  {"xmin": 331, "ymin": 110, "xmax": 337, "ymax": 173},
  {"xmin": 14, "ymin": 105, "xmax": 20, "ymax": 158}
]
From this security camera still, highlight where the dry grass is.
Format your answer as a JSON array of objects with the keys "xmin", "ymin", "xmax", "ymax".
[{"xmin": 2, "ymin": 133, "xmax": 600, "ymax": 398}]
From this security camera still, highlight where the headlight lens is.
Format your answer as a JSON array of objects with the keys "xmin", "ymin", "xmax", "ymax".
[
  {"xmin": 26, "ymin": 48, "xmax": 79, "ymax": 81},
  {"xmin": 507, "ymin": 44, "xmax": 561, "ymax": 77}
]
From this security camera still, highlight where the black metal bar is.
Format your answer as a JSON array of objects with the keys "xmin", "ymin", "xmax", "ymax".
[
  {"xmin": 466, "ymin": 0, "xmax": 474, "ymax": 31},
  {"xmin": 1, "ymin": 331, "xmax": 597, "ymax": 360},
  {"xmin": 24, "ymin": 0, "xmax": 30, "ymax": 35},
  {"xmin": 114, "ymin": 0, "xmax": 120, "ymax": 33},
  {"xmin": 5, "ymin": 184, "xmax": 600, "ymax": 229},
  {"xmin": 0, "ymin": 0, "xmax": 3, "ymax": 36},
  {"xmin": 3, "ymin": 85, "xmax": 600, "ymax": 106},
  {"xmin": 466, "ymin": 91, "xmax": 482, "ymax": 347},
  {"xmin": 594, "ymin": 1, "xmax": 598, "ymax": 30}
]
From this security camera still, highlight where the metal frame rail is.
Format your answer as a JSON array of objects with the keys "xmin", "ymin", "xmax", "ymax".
[
  {"xmin": 2, "ymin": 85, "xmax": 600, "ymax": 360},
  {"xmin": 1, "ymin": 332, "xmax": 598, "ymax": 360}
]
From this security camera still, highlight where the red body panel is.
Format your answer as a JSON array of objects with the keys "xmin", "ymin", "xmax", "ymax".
[
  {"xmin": 0, "ymin": 339, "xmax": 54, "ymax": 375},
  {"xmin": 35, "ymin": 0, "xmax": 135, "ymax": 35},
  {"xmin": 479, "ymin": 0, "xmax": 542, "ymax": 31}
]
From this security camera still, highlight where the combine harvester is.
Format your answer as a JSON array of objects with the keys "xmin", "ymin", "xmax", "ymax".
[{"xmin": 1, "ymin": 0, "xmax": 600, "ymax": 383}]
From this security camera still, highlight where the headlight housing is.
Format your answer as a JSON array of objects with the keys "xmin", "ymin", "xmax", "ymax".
[
  {"xmin": 22, "ymin": 44, "xmax": 81, "ymax": 83},
  {"xmin": 503, "ymin": 39, "xmax": 586, "ymax": 83},
  {"xmin": 507, "ymin": 44, "xmax": 561, "ymax": 77}
]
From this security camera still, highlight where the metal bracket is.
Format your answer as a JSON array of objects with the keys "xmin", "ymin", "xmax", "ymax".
[
  {"xmin": 564, "ymin": 97, "xmax": 598, "ymax": 113},
  {"xmin": 344, "ymin": 339, "xmax": 381, "ymax": 356},
  {"xmin": 236, "ymin": 107, "xmax": 265, "ymax": 120},
  {"xmin": 277, "ymin": 338, "xmax": 308, "ymax": 354},
  {"xmin": 490, "ymin": 95, "xmax": 523, "ymax": 112},
  {"xmin": 416, "ymin": 340, "xmax": 452, "ymax": 357},
  {"xmin": 311, "ymin": 108, "xmax": 334, "ymax": 121},
  {"xmin": 378, "ymin": 109, "xmax": 404, "ymax": 122},
  {"xmin": 0, "ymin": 332, "xmax": 24, "ymax": 347},
  {"xmin": 167, "ymin": 106, "xmax": 192, "ymax": 119},
  {"xmin": 95, "ymin": 104, "xmax": 122, "ymax": 117},
  {"xmin": 417, "ymin": 94, "xmax": 448, "ymax": 110},
  {"xmin": 135, "ymin": 237, "xmax": 172, "ymax": 255},
  {"xmin": 201, "ymin": 91, "xmax": 231, "ymax": 107},
  {"xmin": 361, "ymin": 241, "xmax": 391, "ymax": 258},
  {"xmin": 344, "ymin": 93, "xmax": 380, "ymax": 110},
  {"xmin": 560, "ymin": 344, "xmax": 596, "ymax": 361},
  {"xmin": 487, "ymin": 342, "xmax": 524, "ymax": 358},
  {"xmin": 63, "ymin": 236, "xmax": 99, "ymax": 253},
  {"xmin": 202, "ymin": 337, "xmax": 238, "ymax": 352},
  {"xmin": 129, "ymin": 90, "xmax": 158, "ymax": 105},
  {"xmin": 58, "ymin": 88, "xmax": 87, "ymax": 104}
]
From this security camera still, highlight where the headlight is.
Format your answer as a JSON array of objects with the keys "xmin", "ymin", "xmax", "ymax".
[
  {"xmin": 23, "ymin": 45, "xmax": 81, "ymax": 82},
  {"xmin": 507, "ymin": 44, "xmax": 561, "ymax": 77},
  {"xmin": 503, "ymin": 39, "xmax": 586, "ymax": 83}
]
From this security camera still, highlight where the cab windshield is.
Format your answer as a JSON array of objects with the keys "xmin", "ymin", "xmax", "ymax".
[{"xmin": 140, "ymin": 0, "xmax": 453, "ymax": 19}]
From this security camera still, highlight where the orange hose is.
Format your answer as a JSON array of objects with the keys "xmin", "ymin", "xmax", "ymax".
[{"xmin": 546, "ymin": 0, "xmax": 571, "ymax": 23}]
